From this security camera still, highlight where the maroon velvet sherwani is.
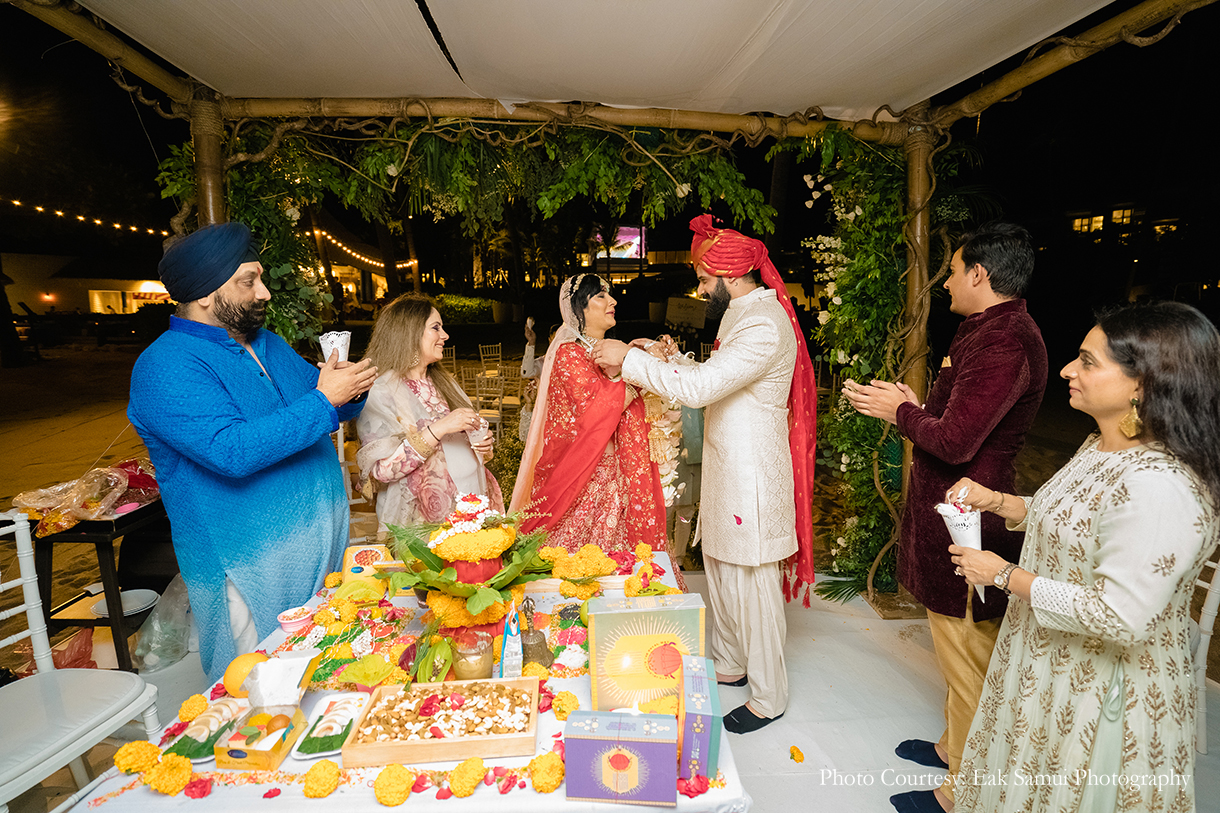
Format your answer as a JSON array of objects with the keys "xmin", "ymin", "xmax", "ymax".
[{"xmin": 895, "ymin": 299, "xmax": 1047, "ymax": 620}]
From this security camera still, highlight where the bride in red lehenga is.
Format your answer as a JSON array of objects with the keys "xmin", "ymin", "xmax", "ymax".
[{"xmin": 510, "ymin": 274, "xmax": 668, "ymax": 558}]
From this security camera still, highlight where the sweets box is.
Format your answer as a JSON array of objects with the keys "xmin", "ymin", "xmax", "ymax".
[
  {"xmin": 587, "ymin": 594, "xmax": 705, "ymax": 711},
  {"xmin": 678, "ymin": 656, "xmax": 722, "ymax": 780},
  {"xmin": 564, "ymin": 710, "xmax": 678, "ymax": 807},
  {"xmin": 214, "ymin": 705, "xmax": 307, "ymax": 771}
]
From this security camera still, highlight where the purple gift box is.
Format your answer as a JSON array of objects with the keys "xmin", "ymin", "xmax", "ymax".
[
  {"xmin": 678, "ymin": 656, "xmax": 722, "ymax": 780},
  {"xmin": 565, "ymin": 710, "xmax": 678, "ymax": 807}
]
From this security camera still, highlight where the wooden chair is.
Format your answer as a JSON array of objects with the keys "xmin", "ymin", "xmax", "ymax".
[
  {"xmin": 0, "ymin": 510, "xmax": 161, "ymax": 813},
  {"xmin": 700, "ymin": 342, "xmax": 715, "ymax": 361},
  {"xmin": 478, "ymin": 343, "xmax": 502, "ymax": 374},
  {"xmin": 333, "ymin": 423, "xmax": 369, "ymax": 545},
  {"xmin": 498, "ymin": 363, "xmax": 523, "ymax": 417},
  {"xmin": 459, "ymin": 366, "xmax": 480, "ymax": 397},
  {"xmin": 1193, "ymin": 553, "xmax": 1220, "ymax": 753},
  {"xmin": 439, "ymin": 346, "xmax": 457, "ymax": 375},
  {"xmin": 473, "ymin": 374, "xmax": 504, "ymax": 439}
]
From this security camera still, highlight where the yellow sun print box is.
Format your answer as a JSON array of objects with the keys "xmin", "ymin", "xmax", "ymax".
[{"xmin": 587, "ymin": 594, "xmax": 705, "ymax": 711}]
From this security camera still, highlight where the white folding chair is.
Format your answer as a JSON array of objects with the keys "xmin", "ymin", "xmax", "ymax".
[
  {"xmin": 1, "ymin": 510, "xmax": 160, "ymax": 813},
  {"xmin": 498, "ymin": 363, "xmax": 523, "ymax": 417},
  {"xmin": 1193, "ymin": 553, "xmax": 1220, "ymax": 753},
  {"xmin": 478, "ymin": 343, "xmax": 502, "ymax": 374},
  {"xmin": 459, "ymin": 366, "xmax": 480, "ymax": 397},
  {"xmin": 473, "ymin": 374, "xmax": 504, "ymax": 440},
  {"xmin": 700, "ymin": 342, "xmax": 715, "ymax": 362},
  {"xmin": 334, "ymin": 423, "xmax": 370, "ymax": 545}
]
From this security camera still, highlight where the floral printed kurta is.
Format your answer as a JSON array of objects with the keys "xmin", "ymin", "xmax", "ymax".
[
  {"xmin": 957, "ymin": 437, "xmax": 1218, "ymax": 813},
  {"xmin": 523, "ymin": 342, "xmax": 665, "ymax": 554}
]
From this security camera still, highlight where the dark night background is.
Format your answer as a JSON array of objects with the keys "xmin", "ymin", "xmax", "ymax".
[{"xmin": 2, "ymin": 0, "xmax": 1219, "ymax": 371}]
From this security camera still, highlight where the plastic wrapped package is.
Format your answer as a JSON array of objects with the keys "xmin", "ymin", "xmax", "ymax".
[{"xmin": 132, "ymin": 574, "xmax": 191, "ymax": 672}]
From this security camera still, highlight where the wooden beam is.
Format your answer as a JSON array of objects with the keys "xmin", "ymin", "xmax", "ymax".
[
  {"xmin": 220, "ymin": 97, "xmax": 908, "ymax": 145},
  {"xmin": 936, "ymin": 0, "xmax": 1215, "ymax": 126},
  {"xmin": 13, "ymin": 0, "xmax": 193, "ymax": 102}
]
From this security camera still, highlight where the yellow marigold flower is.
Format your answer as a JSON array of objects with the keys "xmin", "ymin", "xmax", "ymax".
[
  {"xmin": 521, "ymin": 662, "xmax": 550, "ymax": 679},
  {"xmin": 177, "ymin": 694, "xmax": 207, "ymax": 722},
  {"xmin": 326, "ymin": 621, "xmax": 349, "ymax": 637},
  {"xmin": 370, "ymin": 606, "xmax": 384, "ymax": 619},
  {"xmin": 114, "ymin": 740, "xmax": 161, "ymax": 774},
  {"xmin": 324, "ymin": 572, "xmax": 343, "ymax": 588},
  {"xmin": 374, "ymin": 764, "xmax": 413, "ymax": 806},
  {"xmin": 432, "ymin": 526, "xmax": 516, "ymax": 563},
  {"xmin": 639, "ymin": 695, "xmax": 679, "ymax": 716},
  {"xmin": 553, "ymin": 691, "xmax": 579, "ymax": 721},
  {"xmin": 303, "ymin": 759, "xmax": 341, "ymax": 798},
  {"xmin": 789, "ymin": 745, "xmax": 804, "ymax": 763},
  {"xmin": 493, "ymin": 634, "xmax": 503, "ymax": 662},
  {"xmin": 387, "ymin": 642, "xmax": 407, "ymax": 662},
  {"xmin": 560, "ymin": 580, "xmax": 600, "ymax": 600},
  {"xmin": 624, "ymin": 563, "xmax": 655, "ymax": 598},
  {"xmin": 385, "ymin": 666, "xmax": 412, "ymax": 685},
  {"xmin": 448, "ymin": 757, "xmax": 485, "ymax": 798},
  {"xmin": 313, "ymin": 608, "xmax": 337, "ymax": 626},
  {"xmin": 528, "ymin": 751, "xmax": 565, "ymax": 794},
  {"xmin": 333, "ymin": 599, "xmax": 358, "ymax": 624},
  {"xmin": 549, "ymin": 544, "xmax": 615, "ymax": 580},
  {"xmin": 144, "ymin": 754, "xmax": 192, "ymax": 796},
  {"xmin": 538, "ymin": 546, "xmax": 566, "ymax": 563},
  {"xmin": 634, "ymin": 542, "xmax": 654, "ymax": 563},
  {"xmin": 325, "ymin": 642, "xmax": 354, "ymax": 661},
  {"xmin": 426, "ymin": 585, "xmax": 525, "ymax": 627},
  {"xmin": 665, "ymin": 586, "xmax": 681, "ymax": 595}
]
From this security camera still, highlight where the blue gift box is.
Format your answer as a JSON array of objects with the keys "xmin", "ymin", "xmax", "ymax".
[
  {"xmin": 565, "ymin": 710, "xmax": 678, "ymax": 807},
  {"xmin": 678, "ymin": 656, "xmax": 722, "ymax": 780}
]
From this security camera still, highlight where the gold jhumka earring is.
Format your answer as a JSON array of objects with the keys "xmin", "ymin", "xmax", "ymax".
[
  {"xmin": 1119, "ymin": 397, "xmax": 1143, "ymax": 439},
  {"xmin": 409, "ymin": 353, "xmax": 420, "ymax": 368}
]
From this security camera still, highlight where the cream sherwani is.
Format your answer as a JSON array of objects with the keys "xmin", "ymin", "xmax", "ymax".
[{"xmin": 621, "ymin": 286, "xmax": 797, "ymax": 716}]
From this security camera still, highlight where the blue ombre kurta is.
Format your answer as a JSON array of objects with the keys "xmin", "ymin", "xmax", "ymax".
[{"xmin": 129, "ymin": 316, "xmax": 362, "ymax": 679}]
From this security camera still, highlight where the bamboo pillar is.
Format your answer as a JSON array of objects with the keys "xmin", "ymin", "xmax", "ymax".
[
  {"xmin": 901, "ymin": 101, "xmax": 935, "ymax": 494},
  {"xmin": 190, "ymin": 96, "xmax": 226, "ymax": 226}
]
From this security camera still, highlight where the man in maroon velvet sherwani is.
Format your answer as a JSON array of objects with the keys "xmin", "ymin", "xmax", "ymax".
[{"xmin": 843, "ymin": 222, "xmax": 1046, "ymax": 813}]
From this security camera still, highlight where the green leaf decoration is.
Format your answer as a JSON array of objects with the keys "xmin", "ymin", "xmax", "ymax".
[
  {"xmin": 297, "ymin": 719, "xmax": 354, "ymax": 755},
  {"xmin": 466, "ymin": 584, "xmax": 506, "ymax": 616}
]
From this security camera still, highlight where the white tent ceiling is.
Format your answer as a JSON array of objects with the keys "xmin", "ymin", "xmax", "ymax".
[{"xmin": 76, "ymin": 0, "xmax": 1115, "ymax": 121}]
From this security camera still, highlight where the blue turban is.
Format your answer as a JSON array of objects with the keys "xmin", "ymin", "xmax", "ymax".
[{"xmin": 158, "ymin": 222, "xmax": 262, "ymax": 303}]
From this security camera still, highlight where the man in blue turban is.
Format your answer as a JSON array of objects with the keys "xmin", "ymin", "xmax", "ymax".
[{"xmin": 129, "ymin": 222, "xmax": 378, "ymax": 679}]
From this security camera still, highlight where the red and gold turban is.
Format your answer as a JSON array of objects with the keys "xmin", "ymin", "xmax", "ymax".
[{"xmin": 689, "ymin": 214, "xmax": 819, "ymax": 600}]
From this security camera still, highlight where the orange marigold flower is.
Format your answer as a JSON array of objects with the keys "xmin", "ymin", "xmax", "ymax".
[
  {"xmin": 325, "ymin": 642, "xmax": 354, "ymax": 661},
  {"xmin": 313, "ymin": 608, "xmax": 337, "ymax": 626},
  {"xmin": 528, "ymin": 751, "xmax": 565, "ymax": 793},
  {"xmin": 332, "ymin": 599, "xmax": 358, "ymax": 624},
  {"xmin": 303, "ymin": 759, "xmax": 341, "ymax": 798},
  {"xmin": 114, "ymin": 740, "xmax": 161, "ymax": 774},
  {"xmin": 559, "ymin": 580, "xmax": 600, "ymax": 600},
  {"xmin": 789, "ymin": 745, "xmax": 804, "ymax": 763},
  {"xmin": 324, "ymin": 572, "xmax": 343, "ymax": 588},
  {"xmin": 634, "ymin": 542, "xmax": 654, "ymax": 562},
  {"xmin": 144, "ymin": 754, "xmax": 192, "ymax": 796},
  {"xmin": 426, "ymin": 585, "xmax": 524, "ymax": 627},
  {"xmin": 178, "ymin": 694, "xmax": 207, "ymax": 722},
  {"xmin": 448, "ymin": 757, "xmax": 485, "ymax": 798},
  {"xmin": 553, "ymin": 691, "xmax": 579, "ymax": 721},
  {"xmin": 521, "ymin": 662, "xmax": 550, "ymax": 679},
  {"xmin": 374, "ymin": 764, "xmax": 413, "ymax": 806}
]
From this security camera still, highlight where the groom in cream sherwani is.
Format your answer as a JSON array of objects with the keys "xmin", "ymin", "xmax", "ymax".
[{"xmin": 594, "ymin": 214, "xmax": 817, "ymax": 734}]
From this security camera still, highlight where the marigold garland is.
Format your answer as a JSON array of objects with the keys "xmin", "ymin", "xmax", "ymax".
[
  {"xmin": 314, "ymin": 608, "xmax": 337, "ymax": 626},
  {"xmin": 552, "ymin": 691, "xmax": 579, "ymax": 721},
  {"xmin": 373, "ymin": 764, "xmax": 413, "ymax": 806},
  {"xmin": 448, "ymin": 757, "xmax": 485, "ymax": 798},
  {"xmin": 113, "ymin": 740, "xmax": 160, "ymax": 774},
  {"xmin": 426, "ymin": 584, "xmax": 525, "ymax": 627},
  {"xmin": 303, "ymin": 759, "xmax": 341, "ymax": 798},
  {"xmin": 545, "ymin": 544, "xmax": 616, "ymax": 580},
  {"xmin": 527, "ymin": 751, "xmax": 565, "ymax": 793},
  {"xmin": 559, "ymin": 580, "xmax": 600, "ymax": 600},
  {"xmin": 143, "ymin": 754, "xmax": 193, "ymax": 796},
  {"xmin": 177, "ymin": 694, "xmax": 207, "ymax": 722},
  {"xmin": 431, "ymin": 526, "xmax": 516, "ymax": 562}
]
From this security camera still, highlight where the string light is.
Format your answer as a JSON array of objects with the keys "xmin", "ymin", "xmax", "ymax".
[
  {"xmin": 314, "ymin": 228, "xmax": 417, "ymax": 270},
  {"xmin": 3, "ymin": 194, "xmax": 169, "ymax": 237}
]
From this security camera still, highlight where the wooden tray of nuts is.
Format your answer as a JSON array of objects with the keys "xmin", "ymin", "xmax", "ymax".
[{"xmin": 340, "ymin": 677, "xmax": 539, "ymax": 768}]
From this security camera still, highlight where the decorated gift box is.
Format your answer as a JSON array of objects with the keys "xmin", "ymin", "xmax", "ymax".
[
  {"xmin": 678, "ymin": 656, "xmax": 722, "ymax": 780},
  {"xmin": 565, "ymin": 710, "xmax": 678, "ymax": 807},
  {"xmin": 588, "ymin": 594, "xmax": 705, "ymax": 711}
]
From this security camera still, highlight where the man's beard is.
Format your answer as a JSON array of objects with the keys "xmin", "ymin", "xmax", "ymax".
[
  {"xmin": 704, "ymin": 278, "xmax": 731, "ymax": 322},
  {"xmin": 214, "ymin": 292, "xmax": 266, "ymax": 340}
]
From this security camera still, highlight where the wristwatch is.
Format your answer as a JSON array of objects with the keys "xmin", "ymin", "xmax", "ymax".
[{"xmin": 993, "ymin": 562, "xmax": 1018, "ymax": 595}]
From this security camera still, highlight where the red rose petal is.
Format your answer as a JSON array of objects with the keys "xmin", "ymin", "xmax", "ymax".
[
  {"xmin": 184, "ymin": 777, "xmax": 213, "ymax": 799},
  {"xmin": 412, "ymin": 774, "xmax": 434, "ymax": 793},
  {"xmin": 209, "ymin": 682, "xmax": 228, "ymax": 700},
  {"xmin": 448, "ymin": 693, "xmax": 466, "ymax": 709},
  {"xmin": 429, "ymin": 726, "xmax": 445, "ymax": 739},
  {"xmin": 159, "ymin": 720, "xmax": 188, "ymax": 746},
  {"xmin": 436, "ymin": 788, "xmax": 453, "ymax": 800},
  {"xmin": 677, "ymin": 775, "xmax": 711, "ymax": 798},
  {"xmin": 263, "ymin": 788, "xmax": 281, "ymax": 799},
  {"xmin": 734, "ymin": 515, "xmax": 742, "ymax": 525},
  {"xmin": 483, "ymin": 771, "xmax": 495, "ymax": 786},
  {"xmin": 552, "ymin": 740, "xmax": 565, "ymax": 759},
  {"xmin": 519, "ymin": 780, "xmax": 526, "ymax": 789},
  {"xmin": 498, "ymin": 774, "xmax": 517, "ymax": 794},
  {"xmin": 493, "ymin": 767, "xmax": 508, "ymax": 777}
]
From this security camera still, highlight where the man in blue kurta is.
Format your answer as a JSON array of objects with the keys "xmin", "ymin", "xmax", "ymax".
[{"xmin": 129, "ymin": 223, "xmax": 378, "ymax": 680}]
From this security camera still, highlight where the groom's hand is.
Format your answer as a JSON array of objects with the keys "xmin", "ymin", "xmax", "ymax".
[{"xmin": 593, "ymin": 339, "xmax": 630, "ymax": 369}]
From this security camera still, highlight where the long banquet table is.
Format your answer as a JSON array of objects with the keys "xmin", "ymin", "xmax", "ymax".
[{"xmin": 73, "ymin": 553, "xmax": 751, "ymax": 812}]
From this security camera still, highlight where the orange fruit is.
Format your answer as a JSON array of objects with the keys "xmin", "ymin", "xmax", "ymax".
[{"xmin": 222, "ymin": 651, "xmax": 269, "ymax": 698}]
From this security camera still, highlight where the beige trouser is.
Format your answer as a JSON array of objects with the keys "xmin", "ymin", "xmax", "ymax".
[
  {"xmin": 703, "ymin": 555, "xmax": 788, "ymax": 718},
  {"xmin": 925, "ymin": 592, "xmax": 1002, "ymax": 803}
]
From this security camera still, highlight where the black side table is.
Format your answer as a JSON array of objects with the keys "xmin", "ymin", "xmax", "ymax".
[{"xmin": 33, "ymin": 500, "xmax": 169, "ymax": 672}]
